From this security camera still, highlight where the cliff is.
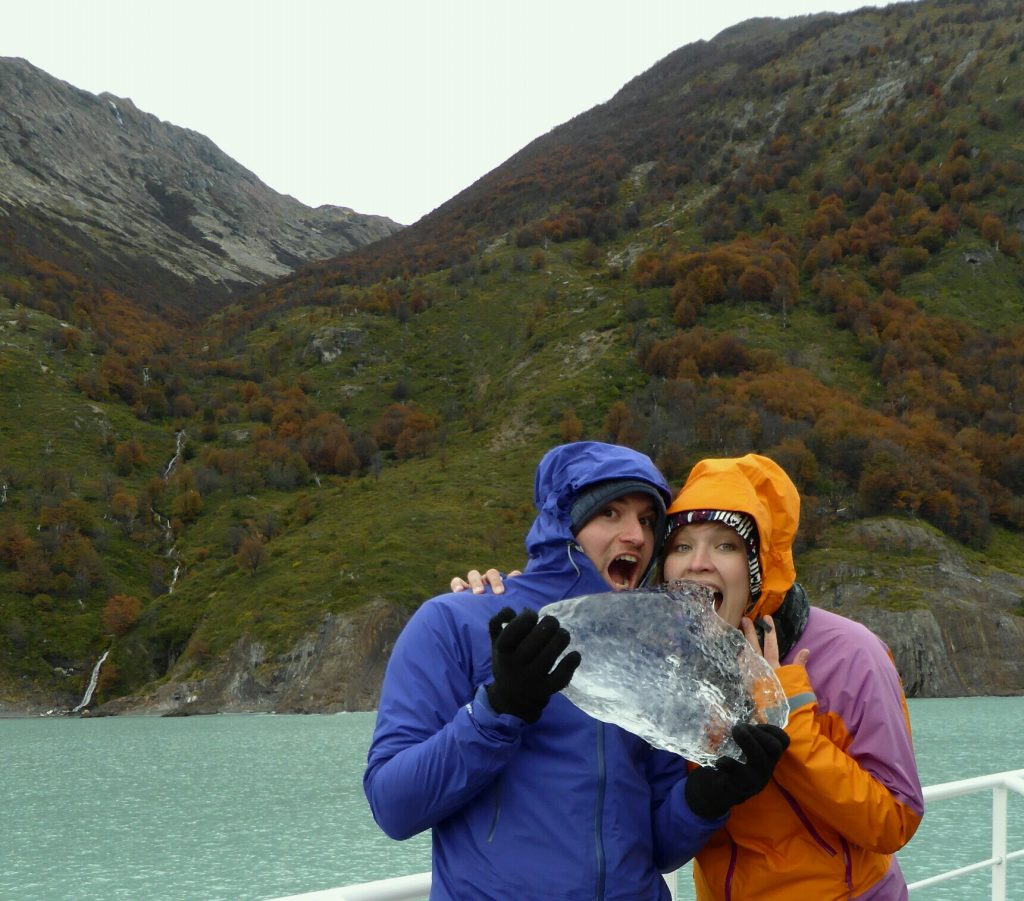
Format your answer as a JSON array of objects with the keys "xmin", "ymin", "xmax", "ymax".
[
  {"xmin": 92, "ymin": 600, "xmax": 408, "ymax": 716},
  {"xmin": 801, "ymin": 520, "xmax": 1024, "ymax": 698}
]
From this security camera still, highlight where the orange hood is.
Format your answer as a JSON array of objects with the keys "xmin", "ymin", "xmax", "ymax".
[{"xmin": 666, "ymin": 454, "xmax": 799, "ymax": 619}]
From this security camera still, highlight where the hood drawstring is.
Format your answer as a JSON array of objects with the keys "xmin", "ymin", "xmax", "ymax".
[{"xmin": 566, "ymin": 542, "xmax": 583, "ymax": 577}]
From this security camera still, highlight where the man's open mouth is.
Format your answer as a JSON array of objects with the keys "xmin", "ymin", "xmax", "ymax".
[{"xmin": 608, "ymin": 554, "xmax": 640, "ymax": 589}]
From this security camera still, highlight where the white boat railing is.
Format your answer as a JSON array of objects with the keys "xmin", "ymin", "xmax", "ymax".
[
  {"xmin": 905, "ymin": 768, "xmax": 1024, "ymax": 899},
  {"xmin": 270, "ymin": 768, "xmax": 1024, "ymax": 901}
]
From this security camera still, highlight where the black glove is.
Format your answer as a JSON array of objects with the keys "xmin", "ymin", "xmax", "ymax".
[
  {"xmin": 684, "ymin": 723, "xmax": 790, "ymax": 819},
  {"xmin": 485, "ymin": 607, "xmax": 581, "ymax": 723}
]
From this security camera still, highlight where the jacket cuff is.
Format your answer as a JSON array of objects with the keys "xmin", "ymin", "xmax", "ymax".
[
  {"xmin": 470, "ymin": 683, "xmax": 526, "ymax": 736},
  {"xmin": 776, "ymin": 664, "xmax": 816, "ymax": 714}
]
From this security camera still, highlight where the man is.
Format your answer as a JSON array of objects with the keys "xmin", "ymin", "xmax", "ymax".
[{"xmin": 364, "ymin": 441, "xmax": 787, "ymax": 900}]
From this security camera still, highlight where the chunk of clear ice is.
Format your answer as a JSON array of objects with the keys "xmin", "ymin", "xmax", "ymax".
[{"xmin": 539, "ymin": 583, "xmax": 788, "ymax": 765}]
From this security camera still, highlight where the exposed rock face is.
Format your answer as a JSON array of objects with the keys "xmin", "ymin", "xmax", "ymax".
[
  {"xmin": 801, "ymin": 519, "xmax": 1024, "ymax": 699},
  {"xmin": 97, "ymin": 600, "xmax": 408, "ymax": 716},
  {"xmin": 0, "ymin": 57, "xmax": 402, "ymax": 313},
  {"xmin": 304, "ymin": 325, "xmax": 365, "ymax": 363}
]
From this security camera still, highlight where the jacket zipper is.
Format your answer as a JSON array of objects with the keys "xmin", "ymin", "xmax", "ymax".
[
  {"xmin": 722, "ymin": 785, "xmax": 853, "ymax": 898},
  {"xmin": 776, "ymin": 783, "xmax": 838, "ymax": 856},
  {"xmin": 594, "ymin": 721, "xmax": 606, "ymax": 901},
  {"xmin": 724, "ymin": 839, "xmax": 738, "ymax": 900},
  {"xmin": 840, "ymin": 836, "xmax": 853, "ymax": 897}
]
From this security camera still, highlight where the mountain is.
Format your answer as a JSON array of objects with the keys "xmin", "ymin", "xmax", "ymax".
[
  {"xmin": 0, "ymin": 57, "xmax": 402, "ymax": 317},
  {"xmin": 1, "ymin": 0, "xmax": 1023, "ymax": 716}
]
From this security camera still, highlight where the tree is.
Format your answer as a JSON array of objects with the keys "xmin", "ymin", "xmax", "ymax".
[
  {"xmin": 236, "ymin": 535, "xmax": 268, "ymax": 576},
  {"xmin": 172, "ymin": 489, "xmax": 203, "ymax": 523},
  {"xmin": 103, "ymin": 594, "xmax": 141, "ymax": 636},
  {"xmin": 54, "ymin": 534, "xmax": 102, "ymax": 594},
  {"xmin": 171, "ymin": 393, "xmax": 196, "ymax": 418},
  {"xmin": 979, "ymin": 213, "xmax": 1004, "ymax": 246},
  {"xmin": 374, "ymin": 403, "xmax": 413, "ymax": 450},
  {"xmin": 57, "ymin": 325, "xmax": 82, "ymax": 350},
  {"xmin": 394, "ymin": 410, "xmax": 439, "ymax": 458},
  {"xmin": 559, "ymin": 408, "xmax": 583, "ymax": 443},
  {"xmin": 113, "ymin": 439, "xmax": 147, "ymax": 476},
  {"xmin": 690, "ymin": 263, "xmax": 726, "ymax": 305},
  {"xmin": 374, "ymin": 404, "xmax": 439, "ymax": 459},
  {"xmin": 110, "ymin": 491, "xmax": 139, "ymax": 536},
  {"xmin": 0, "ymin": 522, "xmax": 33, "ymax": 566},
  {"xmin": 300, "ymin": 413, "xmax": 358, "ymax": 474},
  {"xmin": 293, "ymin": 494, "xmax": 316, "ymax": 525},
  {"xmin": 603, "ymin": 402, "xmax": 642, "ymax": 447},
  {"xmin": 16, "ymin": 546, "xmax": 52, "ymax": 595},
  {"xmin": 97, "ymin": 661, "xmax": 120, "ymax": 695}
]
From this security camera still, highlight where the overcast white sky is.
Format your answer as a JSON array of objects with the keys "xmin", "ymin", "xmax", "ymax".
[{"xmin": 2, "ymin": 0, "xmax": 908, "ymax": 225}]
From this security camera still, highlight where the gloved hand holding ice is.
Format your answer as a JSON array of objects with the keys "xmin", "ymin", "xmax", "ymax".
[{"xmin": 539, "ymin": 583, "xmax": 789, "ymax": 765}]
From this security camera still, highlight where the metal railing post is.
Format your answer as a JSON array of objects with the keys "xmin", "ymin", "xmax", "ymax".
[{"xmin": 992, "ymin": 784, "xmax": 1007, "ymax": 901}]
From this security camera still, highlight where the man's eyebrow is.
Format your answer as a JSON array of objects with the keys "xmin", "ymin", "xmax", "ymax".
[{"xmin": 618, "ymin": 497, "xmax": 655, "ymax": 509}]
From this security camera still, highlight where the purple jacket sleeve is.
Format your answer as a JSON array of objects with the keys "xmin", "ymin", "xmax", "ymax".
[{"xmin": 773, "ymin": 612, "xmax": 923, "ymax": 853}]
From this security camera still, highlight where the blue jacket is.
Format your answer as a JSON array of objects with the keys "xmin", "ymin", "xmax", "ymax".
[{"xmin": 364, "ymin": 442, "xmax": 726, "ymax": 899}]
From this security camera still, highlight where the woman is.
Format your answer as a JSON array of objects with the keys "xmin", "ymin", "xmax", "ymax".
[
  {"xmin": 456, "ymin": 452, "xmax": 924, "ymax": 899},
  {"xmin": 661, "ymin": 453, "xmax": 922, "ymax": 899}
]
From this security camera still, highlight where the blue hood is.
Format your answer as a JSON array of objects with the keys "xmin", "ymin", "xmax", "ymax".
[{"xmin": 525, "ymin": 441, "xmax": 671, "ymax": 563}]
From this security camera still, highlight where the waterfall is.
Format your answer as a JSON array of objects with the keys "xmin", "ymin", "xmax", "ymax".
[
  {"xmin": 72, "ymin": 649, "xmax": 110, "ymax": 713},
  {"xmin": 157, "ymin": 431, "xmax": 187, "ymax": 591},
  {"xmin": 152, "ymin": 509, "xmax": 183, "ymax": 594},
  {"xmin": 0, "ymin": 482, "xmax": 7, "ymax": 504},
  {"xmin": 153, "ymin": 510, "xmax": 173, "ymax": 544},
  {"xmin": 163, "ymin": 430, "xmax": 186, "ymax": 479}
]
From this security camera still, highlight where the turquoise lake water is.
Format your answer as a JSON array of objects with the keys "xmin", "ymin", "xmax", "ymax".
[{"xmin": 2, "ymin": 697, "xmax": 1022, "ymax": 900}]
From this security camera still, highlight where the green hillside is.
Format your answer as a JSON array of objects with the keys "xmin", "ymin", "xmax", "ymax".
[{"xmin": 2, "ymin": 0, "xmax": 1023, "ymax": 707}]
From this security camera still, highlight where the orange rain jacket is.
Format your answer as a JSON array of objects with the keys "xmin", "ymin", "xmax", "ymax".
[{"xmin": 667, "ymin": 455, "xmax": 924, "ymax": 900}]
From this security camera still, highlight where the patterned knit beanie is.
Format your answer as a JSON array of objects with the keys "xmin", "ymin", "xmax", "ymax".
[{"xmin": 665, "ymin": 509, "xmax": 763, "ymax": 602}]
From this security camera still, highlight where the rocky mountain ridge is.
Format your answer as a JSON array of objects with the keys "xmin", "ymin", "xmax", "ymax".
[{"xmin": 0, "ymin": 57, "xmax": 401, "ymax": 314}]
